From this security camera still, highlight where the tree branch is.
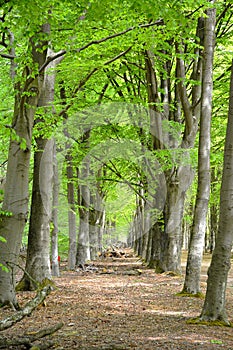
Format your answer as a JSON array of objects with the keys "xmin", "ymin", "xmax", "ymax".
[
  {"xmin": 38, "ymin": 49, "xmax": 66, "ymax": 73},
  {"xmin": 0, "ymin": 52, "xmax": 15, "ymax": 59},
  {"xmin": 58, "ymin": 47, "xmax": 132, "ymax": 117},
  {"xmin": 94, "ymin": 156, "xmax": 154, "ymax": 208},
  {"xmin": 58, "ymin": 67, "xmax": 98, "ymax": 117},
  {"xmin": 176, "ymin": 45, "xmax": 193, "ymax": 136},
  {"xmin": 0, "ymin": 323, "xmax": 63, "ymax": 349},
  {"xmin": 76, "ymin": 20, "xmax": 164, "ymax": 53},
  {"xmin": 0, "ymin": 283, "xmax": 53, "ymax": 331},
  {"xmin": 104, "ymin": 46, "xmax": 132, "ymax": 65}
]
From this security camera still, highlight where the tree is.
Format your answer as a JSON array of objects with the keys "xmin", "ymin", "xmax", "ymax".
[
  {"xmin": 140, "ymin": 11, "xmax": 205, "ymax": 272},
  {"xmin": 199, "ymin": 60, "xmax": 233, "ymax": 325},
  {"xmin": 0, "ymin": 18, "xmax": 49, "ymax": 306},
  {"xmin": 182, "ymin": 5, "xmax": 216, "ymax": 295},
  {"xmin": 76, "ymin": 132, "xmax": 91, "ymax": 265},
  {"xmin": 66, "ymin": 149, "xmax": 77, "ymax": 270},
  {"xmin": 17, "ymin": 46, "xmax": 64, "ymax": 290},
  {"xmin": 51, "ymin": 140, "xmax": 60, "ymax": 277}
]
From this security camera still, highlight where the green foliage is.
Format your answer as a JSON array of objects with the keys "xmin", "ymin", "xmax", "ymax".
[
  {"xmin": 210, "ymin": 339, "xmax": 223, "ymax": 344},
  {"xmin": 0, "ymin": 236, "xmax": 8, "ymax": 272},
  {"xmin": 10, "ymin": 129, "xmax": 28, "ymax": 150},
  {"xmin": 0, "ymin": 210, "xmax": 12, "ymax": 218},
  {"xmin": 0, "ymin": 236, "xmax": 6, "ymax": 243},
  {"xmin": 0, "ymin": 263, "xmax": 9, "ymax": 273}
]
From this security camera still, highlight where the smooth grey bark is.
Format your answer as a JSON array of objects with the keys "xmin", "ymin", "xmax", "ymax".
[
  {"xmin": 133, "ymin": 196, "xmax": 143, "ymax": 256},
  {"xmin": 161, "ymin": 166, "xmax": 194, "ymax": 273},
  {"xmin": 98, "ymin": 208, "xmax": 105, "ymax": 253},
  {"xmin": 60, "ymin": 86, "xmax": 77, "ymax": 270},
  {"xmin": 76, "ymin": 157, "xmax": 91, "ymax": 265},
  {"xmin": 208, "ymin": 168, "xmax": 219, "ymax": 252},
  {"xmin": 0, "ymin": 91, "xmax": 40, "ymax": 305},
  {"xmin": 145, "ymin": 50, "xmax": 164, "ymax": 150},
  {"xmin": 89, "ymin": 206, "xmax": 98, "ymax": 260},
  {"xmin": 51, "ymin": 141, "xmax": 60, "ymax": 277},
  {"xmin": 148, "ymin": 222, "xmax": 163, "ymax": 270},
  {"xmin": 200, "ymin": 60, "xmax": 233, "ymax": 324},
  {"xmin": 89, "ymin": 185, "xmax": 105, "ymax": 260},
  {"xmin": 18, "ymin": 48, "xmax": 63, "ymax": 290},
  {"xmin": 18, "ymin": 137, "xmax": 53, "ymax": 290},
  {"xmin": 88, "ymin": 168, "xmax": 103, "ymax": 260},
  {"xmin": 0, "ymin": 26, "xmax": 47, "ymax": 306},
  {"xmin": 66, "ymin": 151, "xmax": 77, "ymax": 270},
  {"xmin": 141, "ymin": 210, "xmax": 151, "ymax": 261},
  {"xmin": 183, "ymin": 7, "xmax": 216, "ymax": 293},
  {"xmin": 209, "ymin": 203, "xmax": 217, "ymax": 253}
]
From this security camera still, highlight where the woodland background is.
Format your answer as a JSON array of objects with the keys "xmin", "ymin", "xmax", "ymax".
[{"xmin": 0, "ymin": 0, "xmax": 233, "ymax": 344}]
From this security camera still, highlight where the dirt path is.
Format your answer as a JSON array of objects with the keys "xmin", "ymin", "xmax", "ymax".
[{"xmin": 1, "ymin": 252, "xmax": 233, "ymax": 349}]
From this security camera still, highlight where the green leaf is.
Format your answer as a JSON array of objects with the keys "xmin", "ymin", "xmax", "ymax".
[
  {"xmin": 20, "ymin": 138, "xmax": 27, "ymax": 151},
  {"xmin": 0, "ymin": 263, "xmax": 9, "ymax": 273},
  {"xmin": 210, "ymin": 340, "xmax": 223, "ymax": 344}
]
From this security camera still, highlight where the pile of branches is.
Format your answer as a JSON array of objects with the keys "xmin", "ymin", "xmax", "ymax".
[
  {"xmin": 98, "ymin": 245, "xmax": 133, "ymax": 259},
  {"xmin": 0, "ymin": 282, "xmax": 63, "ymax": 350}
]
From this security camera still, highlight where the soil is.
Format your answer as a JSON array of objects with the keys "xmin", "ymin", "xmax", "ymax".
[{"xmin": 1, "ymin": 250, "xmax": 233, "ymax": 349}]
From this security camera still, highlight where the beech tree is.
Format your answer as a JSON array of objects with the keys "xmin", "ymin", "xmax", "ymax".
[
  {"xmin": 0, "ymin": 0, "xmax": 65, "ymax": 305},
  {"xmin": 182, "ymin": 5, "xmax": 216, "ymax": 295},
  {"xmin": 51, "ymin": 140, "xmax": 60, "ymax": 277},
  {"xmin": 199, "ymin": 60, "xmax": 233, "ymax": 325},
  {"xmin": 0, "ymin": 18, "xmax": 49, "ymax": 306},
  {"xmin": 17, "ymin": 47, "xmax": 63, "ymax": 290}
]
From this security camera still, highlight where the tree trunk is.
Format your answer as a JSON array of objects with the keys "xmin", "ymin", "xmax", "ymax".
[
  {"xmin": 17, "ymin": 138, "xmax": 53, "ymax": 290},
  {"xmin": 148, "ymin": 222, "xmax": 163, "ymax": 271},
  {"xmin": 0, "ymin": 25, "xmax": 48, "ymax": 306},
  {"xmin": 161, "ymin": 166, "xmax": 193, "ymax": 273},
  {"xmin": 200, "ymin": 60, "xmax": 233, "ymax": 325},
  {"xmin": 141, "ymin": 210, "xmax": 150, "ymax": 261},
  {"xmin": 209, "ymin": 202, "xmax": 217, "ymax": 253},
  {"xmin": 98, "ymin": 208, "xmax": 105, "ymax": 253},
  {"xmin": 51, "ymin": 141, "xmax": 60, "ymax": 277},
  {"xmin": 76, "ymin": 158, "xmax": 91, "ymax": 265},
  {"xmin": 133, "ymin": 201, "xmax": 143, "ymax": 256},
  {"xmin": 66, "ymin": 151, "xmax": 77, "ymax": 270},
  {"xmin": 183, "ymin": 7, "xmax": 216, "ymax": 294},
  {"xmin": 89, "ymin": 190, "xmax": 105, "ymax": 260},
  {"xmin": 209, "ymin": 168, "xmax": 219, "ymax": 253},
  {"xmin": 0, "ymin": 99, "xmax": 39, "ymax": 306},
  {"xmin": 17, "ymin": 48, "xmax": 63, "ymax": 290}
]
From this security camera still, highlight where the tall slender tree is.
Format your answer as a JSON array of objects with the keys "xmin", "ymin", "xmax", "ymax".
[
  {"xmin": 51, "ymin": 140, "xmax": 60, "ymax": 277},
  {"xmin": 17, "ymin": 46, "xmax": 64, "ymax": 290},
  {"xmin": 0, "ymin": 21, "xmax": 49, "ymax": 306},
  {"xmin": 199, "ymin": 60, "xmax": 233, "ymax": 325},
  {"xmin": 182, "ymin": 5, "xmax": 216, "ymax": 295}
]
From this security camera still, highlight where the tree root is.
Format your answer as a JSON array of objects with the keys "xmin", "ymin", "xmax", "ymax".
[
  {"xmin": 176, "ymin": 291, "xmax": 205, "ymax": 298},
  {"xmin": 0, "ymin": 322, "xmax": 63, "ymax": 349},
  {"xmin": 186, "ymin": 317, "xmax": 233, "ymax": 327},
  {"xmin": 0, "ymin": 279, "xmax": 62, "ymax": 349},
  {"xmin": 0, "ymin": 283, "xmax": 53, "ymax": 331}
]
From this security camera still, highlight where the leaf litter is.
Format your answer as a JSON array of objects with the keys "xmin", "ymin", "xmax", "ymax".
[{"xmin": 1, "ymin": 250, "xmax": 233, "ymax": 349}]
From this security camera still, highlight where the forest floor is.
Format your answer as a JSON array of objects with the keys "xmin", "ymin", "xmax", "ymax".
[{"xmin": 1, "ymin": 250, "xmax": 233, "ymax": 349}]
